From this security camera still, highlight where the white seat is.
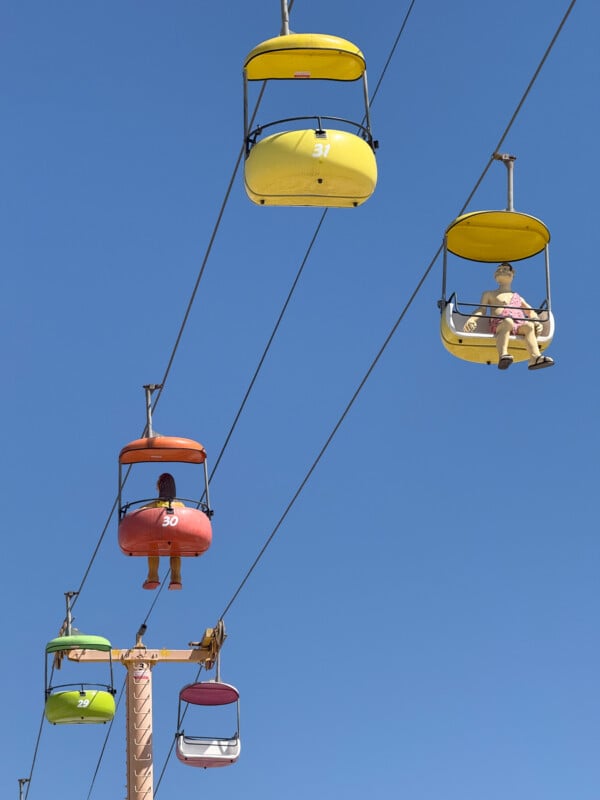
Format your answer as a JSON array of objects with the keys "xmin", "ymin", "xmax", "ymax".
[
  {"xmin": 441, "ymin": 298, "xmax": 554, "ymax": 365},
  {"xmin": 175, "ymin": 681, "xmax": 241, "ymax": 768},
  {"xmin": 175, "ymin": 733, "xmax": 241, "ymax": 768}
]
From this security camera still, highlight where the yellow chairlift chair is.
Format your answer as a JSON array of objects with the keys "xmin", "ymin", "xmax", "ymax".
[
  {"xmin": 243, "ymin": 32, "xmax": 378, "ymax": 207},
  {"xmin": 439, "ymin": 154, "xmax": 554, "ymax": 365}
]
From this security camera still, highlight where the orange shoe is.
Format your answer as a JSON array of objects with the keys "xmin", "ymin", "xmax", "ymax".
[
  {"xmin": 168, "ymin": 581, "xmax": 182, "ymax": 591},
  {"xmin": 143, "ymin": 580, "xmax": 160, "ymax": 590}
]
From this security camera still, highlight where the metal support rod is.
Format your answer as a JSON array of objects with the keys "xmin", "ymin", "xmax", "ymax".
[
  {"xmin": 142, "ymin": 384, "xmax": 162, "ymax": 439},
  {"xmin": 493, "ymin": 152, "xmax": 517, "ymax": 211},
  {"xmin": 362, "ymin": 73, "xmax": 373, "ymax": 141},
  {"xmin": 18, "ymin": 778, "xmax": 30, "ymax": 800},
  {"xmin": 280, "ymin": 0, "xmax": 290, "ymax": 35},
  {"xmin": 243, "ymin": 71, "xmax": 249, "ymax": 148},
  {"xmin": 203, "ymin": 460, "xmax": 211, "ymax": 515},
  {"xmin": 544, "ymin": 244, "xmax": 552, "ymax": 313},
  {"xmin": 441, "ymin": 237, "xmax": 448, "ymax": 303},
  {"xmin": 64, "ymin": 591, "xmax": 77, "ymax": 636}
]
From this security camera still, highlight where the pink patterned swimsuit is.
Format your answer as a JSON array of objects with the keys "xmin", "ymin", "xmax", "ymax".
[{"xmin": 489, "ymin": 292, "xmax": 528, "ymax": 334}]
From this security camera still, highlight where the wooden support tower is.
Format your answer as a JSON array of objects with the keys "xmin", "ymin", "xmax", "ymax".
[{"xmin": 67, "ymin": 622, "xmax": 226, "ymax": 800}]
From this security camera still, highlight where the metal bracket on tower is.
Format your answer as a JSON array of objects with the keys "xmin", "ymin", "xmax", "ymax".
[
  {"xmin": 188, "ymin": 620, "xmax": 227, "ymax": 672},
  {"xmin": 135, "ymin": 624, "xmax": 148, "ymax": 650}
]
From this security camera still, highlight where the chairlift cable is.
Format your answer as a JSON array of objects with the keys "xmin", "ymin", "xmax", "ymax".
[
  {"xmin": 154, "ymin": 661, "xmax": 206, "ymax": 797},
  {"xmin": 459, "ymin": 0, "xmax": 577, "ymax": 218},
  {"xmin": 22, "ymin": 713, "xmax": 45, "ymax": 800},
  {"xmin": 368, "ymin": 0, "xmax": 417, "ymax": 108},
  {"xmin": 208, "ymin": 208, "xmax": 329, "ymax": 483},
  {"xmin": 59, "ymin": 0, "xmax": 414, "ymax": 619},
  {"xmin": 207, "ymin": 2, "xmax": 418, "ymax": 489},
  {"xmin": 61, "ymin": 84, "xmax": 270, "ymax": 616},
  {"xmin": 86, "ymin": 4, "xmax": 421, "ymax": 792},
  {"xmin": 150, "ymin": 91, "xmax": 264, "ymax": 417},
  {"xmin": 21, "ymin": 0, "xmax": 577, "ymax": 794},
  {"xmin": 85, "ymin": 681, "xmax": 127, "ymax": 800},
  {"xmin": 216, "ymin": 0, "xmax": 578, "ymax": 623},
  {"xmin": 25, "ymin": 63, "xmax": 272, "ymax": 800},
  {"xmin": 219, "ymin": 240, "xmax": 441, "ymax": 621}
]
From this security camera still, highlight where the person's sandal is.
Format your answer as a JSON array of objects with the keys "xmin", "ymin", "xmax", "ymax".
[{"xmin": 528, "ymin": 355, "xmax": 554, "ymax": 370}]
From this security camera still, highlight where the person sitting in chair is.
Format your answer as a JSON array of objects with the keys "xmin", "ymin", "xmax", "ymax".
[
  {"xmin": 463, "ymin": 262, "xmax": 554, "ymax": 371},
  {"xmin": 142, "ymin": 472, "xmax": 184, "ymax": 591}
]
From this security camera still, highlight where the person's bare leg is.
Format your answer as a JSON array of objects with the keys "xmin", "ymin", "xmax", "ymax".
[
  {"xmin": 495, "ymin": 318, "xmax": 513, "ymax": 358},
  {"xmin": 495, "ymin": 318, "xmax": 515, "ymax": 369},
  {"xmin": 169, "ymin": 556, "xmax": 182, "ymax": 590},
  {"xmin": 517, "ymin": 321, "xmax": 542, "ymax": 362},
  {"xmin": 143, "ymin": 555, "xmax": 160, "ymax": 589}
]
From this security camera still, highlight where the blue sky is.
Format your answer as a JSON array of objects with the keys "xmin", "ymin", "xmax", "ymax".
[{"xmin": 2, "ymin": 1, "xmax": 599, "ymax": 798}]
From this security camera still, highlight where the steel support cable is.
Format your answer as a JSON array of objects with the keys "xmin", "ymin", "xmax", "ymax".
[
  {"xmin": 24, "ymin": 76, "xmax": 271, "ymax": 800},
  {"xmin": 152, "ymin": 687, "xmax": 200, "ymax": 797},
  {"xmin": 217, "ymin": 0, "xmax": 578, "ymax": 623},
  {"xmin": 83, "ymin": 589, "xmax": 164, "ymax": 800},
  {"xmin": 205, "ymin": 0, "xmax": 576, "ymax": 508},
  {"xmin": 53, "ymin": 82, "xmax": 269, "ymax": 621},
  {"xmin": 84, "ymin": 583, "xmax": 163, "ymax": 800},
  {"xmin": 22, "ymin": 714, "xmax": 44, "ymax": 800},
  {"xmin": 154, "ymin": 738, "xmax": 177, "ymax": 796},
  {"xmin": 66, "ymin": 85, "xmax": 270, "ymax": 607},
  {"xmin": 25, "ymin": 0, "xmax": 576, "ymax": 793},
  {"xmin": 206, "ymin": 0, "xmax": 419, "ymax": 489},
  {"xmin": 78, "ymin": 575, "xmax": 162, "ymax": 797},
  {"xmin": 208, "ymin": 209, "xmax": 328, "ymax": 482},
  {"xmin": 71, "ymin": 493, "xmax": 121, "ymax": 609},
  {"xmin": 150, "ymin": 80, "xmax": 268, "ymax": 416},
  {"xmin": 154, "ymin": 662, "xmax": 206, "ymax": 796},
  {"xmin": 92, "ymin": 4, "xmax": 445, "ymax": 791},
  {"xmin": 369, "ymin": 0, "xmax": 417, "ymax": 108},
  {"xmin": 26, "ymin": 85, "xmax": 271, "ymax": 800},
  {"xmin": 85, "ymin": 680, "xmax": 127, "ymax": 800},
  {"xmin": 160, "ymin": 5, "xmax": 385, "ymax": 796},
  {"xmin": 154, "ymin": 0, "xmax": 422, "ymax": 796},
  {"xmin": 218, "ymin": 243, "xmax": 438, "ymax": 620},
  {"xmin": 100, "ymin": 2, "xmax": 579, "ymax": 795},
  {"xmin": 460, "ymin": 0, "xmax": 577, "ymax": 216}
]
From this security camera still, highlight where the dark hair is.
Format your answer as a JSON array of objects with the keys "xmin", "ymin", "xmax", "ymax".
[{"xmin": 157, "ymin": 472, "xmax": 177, "ymax": 498}]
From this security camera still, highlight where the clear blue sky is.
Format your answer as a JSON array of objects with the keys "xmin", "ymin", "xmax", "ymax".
[{"xmin": 2, "ymin": 1, "xmax": 598, "ymax": 798}]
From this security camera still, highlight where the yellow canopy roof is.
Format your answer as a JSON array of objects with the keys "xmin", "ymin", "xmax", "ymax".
[
  {"xmin": 445, "ymin": 210, "xmax": 550, "ymax": 262},
  {"xmin": 244, "ymin": 33, "xmax": 366, "ymax": 81}
]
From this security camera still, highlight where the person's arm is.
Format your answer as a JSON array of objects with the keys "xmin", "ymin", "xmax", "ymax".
[
  {"xmin": 463, "ymin": 292, "xmax": 490, "ymax": 332},
  {"xmin": 519, "ymin": 296, "xmax": 544, "ymax": 334}
]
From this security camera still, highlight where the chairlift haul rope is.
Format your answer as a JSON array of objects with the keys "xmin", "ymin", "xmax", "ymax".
[{"xmin": 21, "ymin": 1, "xmax": 577, "ymax": 796}]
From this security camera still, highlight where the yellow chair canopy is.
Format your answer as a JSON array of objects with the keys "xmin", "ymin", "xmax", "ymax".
[
  {"xmin": 244, "ymin": 33, "xmax": 366, "ymax": 81},
  {"xmin": 445, "ymin": 210, "xmax": 550, "ymax": 262}
]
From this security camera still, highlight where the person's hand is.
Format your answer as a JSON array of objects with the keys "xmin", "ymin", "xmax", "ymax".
[
  {"xmin": 463, "ymin": 317, "xmax": 478, "ymax": 333},
  {"xmin": 534, "ymin": 320, "xmax": 543, "ymax": 336}
]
